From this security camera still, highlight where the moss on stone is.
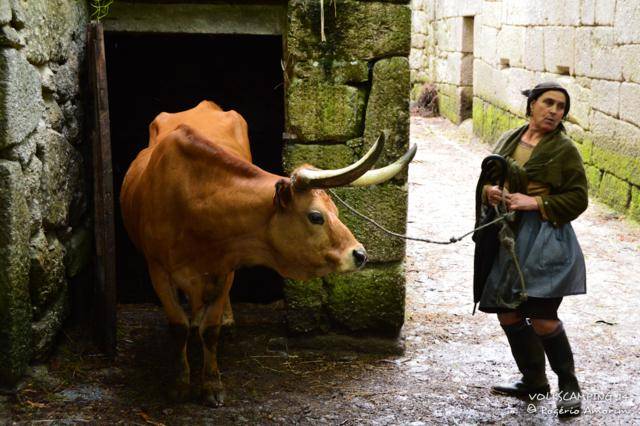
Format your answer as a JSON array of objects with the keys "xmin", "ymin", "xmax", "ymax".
[
  {"xmin": 31, "ymin": 285, "xmax": 69, "ymax": 361},
  {"xmin": 482, "ymin": 103, "xmax": 497, "ymax": 144},
  {"xmin": 0, "ymin": 160, "xmax": 32, "ymax": 386},
  {"xmin": 331, "ymin": 184, "xmax": 407, "ymax": 263},
  {"xmin": 472, "ymin": 97, "xmax": 484, "ymax": 138},
  {"xmin": 332, "ymin": 60, "xmax": 369, "ymax": 84},
  {"xmin": 0, "ymin": 49, "xmax": 44, "ymax": 150},
  {"xmin": 287, "ymin": 79, "xmax": 366, "ymax": 142},
  {"xmin": 592, "ymin": 143, "xmax": 640, "ymax": 187},
  {"xmin": 363, "ymin": 57, "xmax": 410, "ymax": 169},
  {"xmin": 585, "ymin": 165, "xmax": 602, "ymax": 193},
  {"xmin": 630, "ymin": 186, "xmax": 640, "ymax": 222},
  {"xmin": 283, "ymin": 143, "xmax": 357, "ymax": 174},
  {"xmin": 29, "ymin": 230, "xmax": 66, "ymax": 320},
  {"xmin": 293, "ymin": 59, "xmax": 369, "ymax": 85},
  {"xmin": 283, "ymin": 277, "xmax": 330, "ymax": 334},
  {"xmin": 287, "ymin": 0, "xmax": 410, "ymax": 61},
  {"xmin": 597, "ymin": 173, "xmax": 630, "ymax": 211},
  {"xmin": 324, "ymin": 262, "xmax": 405, "ymax": 335}
]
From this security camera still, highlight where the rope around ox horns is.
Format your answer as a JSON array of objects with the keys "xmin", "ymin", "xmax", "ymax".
[{"xmin": 328, "ymin": 189, "xmax": 515, "ymax": 245}]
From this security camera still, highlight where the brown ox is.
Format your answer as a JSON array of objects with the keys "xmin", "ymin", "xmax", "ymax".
[{"xmin": 120, "ymin": 100, "xmax": 415, "ymax": 406}]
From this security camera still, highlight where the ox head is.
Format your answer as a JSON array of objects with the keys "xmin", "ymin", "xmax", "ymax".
[{"xmin": 266, "ymin": 133, "xmax": 417, "ymax": 280}]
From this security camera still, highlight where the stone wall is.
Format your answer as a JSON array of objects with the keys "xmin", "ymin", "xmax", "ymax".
[
  {"xmin": 410, "ymin": 0, "xmax": 482, "ymax": 123},
  {"xmin": 283, "ymin": 0, "xmax": 411, "ymax": 336},
  {"xmin": 0, "ymin": 0, "xmax": 90, "ymax": 386},
  {"xmin": 412, "ymin": 0, "xmax": 640, "ymax": 221}
]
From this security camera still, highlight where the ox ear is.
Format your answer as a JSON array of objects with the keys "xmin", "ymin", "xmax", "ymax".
[{"xmin": 274, "ymin": 178, "xmax": 293, "ymax": 209}]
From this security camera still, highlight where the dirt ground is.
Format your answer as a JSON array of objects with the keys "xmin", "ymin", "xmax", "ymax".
[{"xmin": 3, "ymin": 117, "xmax": 640, "ymax": 425}]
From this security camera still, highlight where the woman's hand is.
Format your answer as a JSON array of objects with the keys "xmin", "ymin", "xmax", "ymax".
[
  {"xmin": 505, "ymin": 193, "xmax": 539, "ymax": 211},
  {"xmin": 485, "ymin": 185, "xmax": 510, "ymax": 207}
]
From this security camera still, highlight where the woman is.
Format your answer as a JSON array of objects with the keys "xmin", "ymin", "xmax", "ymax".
[{"xmin": 473, "ymin": 81, "xmax": 588, "ymax": 417}]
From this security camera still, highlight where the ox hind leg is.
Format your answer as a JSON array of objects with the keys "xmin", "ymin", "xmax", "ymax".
[
  {"xmin": 199, "ymin": 273, "xmax": 233, "ymax": 407},
  {"xmin": 148, "ymin": 262, "xmax": 191, "ymax": 402}
]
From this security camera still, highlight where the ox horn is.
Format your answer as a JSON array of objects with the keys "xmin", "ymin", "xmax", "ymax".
[
  {"xmin": 291, "ymin": 132, "xmax": 385, "ymax": 190},
  {"xmin": 348, "ymin": 144, "xmax": 417, "ymax": 187}
]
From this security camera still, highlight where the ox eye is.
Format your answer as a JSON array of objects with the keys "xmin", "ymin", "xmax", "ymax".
[{"xmin": 308, "ymin": 211, "xmax": 325, "ymax": 225}]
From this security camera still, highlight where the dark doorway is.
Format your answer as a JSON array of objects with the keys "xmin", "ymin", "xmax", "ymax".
[{"xmin": 105, "ymin": 33, "xmax": 285, "ymax": 305}]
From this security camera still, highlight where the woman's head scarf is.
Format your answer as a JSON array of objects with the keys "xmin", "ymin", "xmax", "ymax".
[{"xmin": 521, "ymin": 81, "xmax": 571, "ymax": 119}]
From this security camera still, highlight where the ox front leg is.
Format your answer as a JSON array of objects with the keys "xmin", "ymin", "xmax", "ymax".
[
  {"xmin": 148, "ymin": 263, "xmax": 191, "ymax": 402},
  {"xmin": 199, "ymin": 274, "xmax": 232, "ymax": 407}
]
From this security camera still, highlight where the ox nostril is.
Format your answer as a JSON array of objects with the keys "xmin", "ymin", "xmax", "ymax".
[{"xmin": 352, "ymin": 248, "xmax": 367, "ymax": 268}]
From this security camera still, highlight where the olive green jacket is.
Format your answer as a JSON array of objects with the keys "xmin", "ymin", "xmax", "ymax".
[{"xmin": 492, "ymin": 124, "xmax": 589, "ymax": 227}]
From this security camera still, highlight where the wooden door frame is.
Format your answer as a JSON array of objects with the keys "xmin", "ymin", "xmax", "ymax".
[{"xmin": 88, "ymin": 21, "xmax": 117, "ymax": 357}]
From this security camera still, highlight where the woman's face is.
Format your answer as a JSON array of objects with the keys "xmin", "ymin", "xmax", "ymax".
[{"xmin": 529, "ymin": 90, "xmax": 567, "ymax": 133}]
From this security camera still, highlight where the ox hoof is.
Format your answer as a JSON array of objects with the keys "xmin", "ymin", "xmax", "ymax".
[
  {"xmin": 202, "ymin": 383, "xmax": 225, "ymax": 407},
  {"xmin": 168, "ymin": 381, "xmax": 191, "ymax": 403}
]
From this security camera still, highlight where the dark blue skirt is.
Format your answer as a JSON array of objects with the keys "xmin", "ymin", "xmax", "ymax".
[{"xmin": 479, "ymin": 211, "xmax": 586, "ymax": 311}]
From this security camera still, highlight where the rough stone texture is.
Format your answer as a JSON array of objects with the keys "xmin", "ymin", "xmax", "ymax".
[
  {"xmin": 591, "ymin": 79, "xmax": 620, "ymax": 117},
  {"xmin": 363, "ymin": 57, "xmax": 410, "ymax": 167},
  {"xmin": 544, "ymin": 26, "xmax": 575, "ymax": 75},
  {"xmin": 595, "ymin": 0, "xmax": 616, "ymax": 25},
  {"xmin": 563, "ymin": 78, "xmax": 592, "ymax": 129},
  {"xmin": 0, "ymin": 0, "xmax": 11, "ymax": 25},
  {"xmin": 619, "ymin": 82, "xmax": 640, "ymax": 128},
  {"xmin": 597, "ymin": 173, "xmax": 630, "ymax": 211},
  {"xmin": 106, "ymin": 2, "xmax": 284, "ymax": 35},
  {"xmin": 542, "ymin": 0, "xmax": 580, "ymax": 26},
  {"xmin": 283, "ymin": 143, "xmax": 357, "ymax": 173},
  {"xmin": 287, "ymin": 0, "xmax": 411, "ymax": 61},
  {"xmin": 283, "ymin": 278, "xmax": 330, "ymax": 334},
  {"xmin": 13, "ymin": 0, "xmax": 85, "ymax": 65},
  {"xmin": 31, "ymin": 285, "xmax": 69, "ymax": 361},
  {"xmin": 63, "ymin": 225, "xmax": 92, "ymax": 279},
  {"xmin": 585, "ymin": 164, "xmax": 602, "ymax": 192},
  {"xmin": 332, "ymin": 184, "xmax": 408, "ymax": 263},
  {"xmin": 43, "ymin": 95, "xmax": 64, "ymax": 132},
  {"xmin": 60, "ymin": 100, "xmax": 82, "ymax": 145},
  {"xmin": 287, "ymin": 79, "xmax": 365, "ymax": 142},
  {"xmin": 591, "ymin": 111, "xmax": 640, "ymax": 186},
  {"xmin": 324, "ymin": 262, "xmax": 405, "ymax": 334},
  {"xmin": 630, "ymin": 186, "xmax": 640, "ymax": 222},
  {"xmin": 497, "ymin": 25, "xmax": 524, "ymax": 69},
  {"xmin": 29, "ymin": 230, "xmax": 66, "ymax": 320},
  {"xmin": 437, "ymin": 83, "xmax": 472, "ymax": 124},
  {"xmin": 472, "ymin": 97, "xmax": 484, "ymax": 137},
  {"xmin": 0, "ymin": 25, "xmax": 25, "ymax": 48},
  {"xmin": 292, "ymin": 59, "xmax": 369, "ymax": 85},
  {"xmin": 37, "ymin": 129, "xmax": 83, "ymax": 227},
  {"xmin": 0, "ymin": 160, "xmax": 32, "ymax": 386},
  {"xmin": 23, "ymin": 152, "xmax": 43, "ymax": 235},
  {"xmin": 620, "ymin": 44, "xmax": 640, "ymax": 84},
  {"xmin": 0, "ymin": 48, "xmax": 44, "ymax": 150},
  {"xmin": 524, "ymin": 27, "xmax": 544, "ymax": 72},
  {"xmin": 575, "ymin": 27, "xmax": 622, "ymax": 80},
  {"xmin": 476, "ymin": 26, "xmax": 497, "ymax": 64},
  {"xmin": 580, "ymin": 0, "xmax": 596, "ymax": 25},
  {"xmin": 614, "ymin": 1, "xmax": 640, "ymax": 44}
]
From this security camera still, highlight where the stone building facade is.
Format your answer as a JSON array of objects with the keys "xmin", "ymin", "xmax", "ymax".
[
  {"xmin": 0, "ymin": 0, "xmax": 90, "ymax": 385},
  {"xmin": 282, "ymin": 0, "xmax": 411, "ymax": 338},
  {"xmin": 411, "ymin": 0, "xmax": 640, "ymax": 221},
  {"xmin": 1, "ymin": 0, "xmax": 411, "ymax": 386}
]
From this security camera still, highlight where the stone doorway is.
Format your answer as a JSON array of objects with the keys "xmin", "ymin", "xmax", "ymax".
[{"xmin": 104, "ymin": 32, "xmax": 286, "ymax": 304}]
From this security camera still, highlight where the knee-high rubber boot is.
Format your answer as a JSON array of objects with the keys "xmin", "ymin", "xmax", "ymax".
[
  {"xmin": 540, "ymin": 323, "xmax": 582, "ymax": 417},
  {"xmin": 492, "ymin": 320, "xmax": 550, "ymax": 397}
]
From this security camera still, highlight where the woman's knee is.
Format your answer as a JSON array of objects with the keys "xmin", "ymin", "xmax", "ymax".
[
  {"xmin": 497, "ymin": 312, "xmax": 523, "ymax": 325},
  {"xmin": 530, "ymin": 318, "xmax": 561, "ymax": 336}
]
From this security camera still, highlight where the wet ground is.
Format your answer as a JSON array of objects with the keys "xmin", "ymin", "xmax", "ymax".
[{"xmin": 4, "ymin": 117, "xmax": 640, "ymax": 424}]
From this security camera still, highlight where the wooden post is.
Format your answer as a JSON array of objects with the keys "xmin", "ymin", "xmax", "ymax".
[{"xmin": 87, "ymin": 21, "xmax": 117, "ymax": 357}]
